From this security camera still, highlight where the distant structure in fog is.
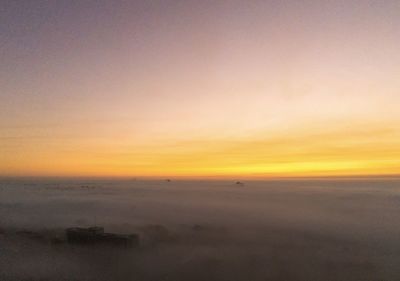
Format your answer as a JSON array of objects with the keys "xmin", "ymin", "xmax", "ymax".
[{"xmin": 66, "ymin": 226, "xmax": 139, "ymax": 247}]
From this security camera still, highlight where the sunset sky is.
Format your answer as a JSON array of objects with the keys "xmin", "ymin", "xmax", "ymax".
[{"xmin": 1, "ymin": 0, "xmax": 399, "ymax": 178}]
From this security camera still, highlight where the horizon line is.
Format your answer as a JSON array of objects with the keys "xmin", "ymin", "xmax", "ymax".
[{"xmin": 1, "ymin": 173, "xmax": 399, "ymax": 181}]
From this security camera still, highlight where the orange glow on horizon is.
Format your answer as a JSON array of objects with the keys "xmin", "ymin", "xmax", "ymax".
[{"xmin": 2, "ymin": 121, "xmax": 399, "ymax": 178}]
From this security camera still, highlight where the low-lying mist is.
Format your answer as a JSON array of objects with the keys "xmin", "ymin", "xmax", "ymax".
[{"xmin": 0, "ymin": 178, "xmax": 399, "ymax": 280}]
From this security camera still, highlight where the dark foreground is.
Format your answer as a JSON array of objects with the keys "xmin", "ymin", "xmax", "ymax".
[{"xmin": 0, "ymin": 178, "xmax": 399, "ymax": 280}]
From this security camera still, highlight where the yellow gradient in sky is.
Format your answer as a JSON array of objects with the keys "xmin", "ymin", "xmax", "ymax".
[{"xmin": 2, "ymin": 121, "xmax": 400, "ymax": 178}]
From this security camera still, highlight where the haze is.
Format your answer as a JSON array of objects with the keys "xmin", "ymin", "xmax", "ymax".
[
  {"xmin": 1, "ymin": 2, "xmax": 400, "ymax": 280},
  {"xmin": 1, "ymin": 178, "xmax": 400, "ymax": 280}
]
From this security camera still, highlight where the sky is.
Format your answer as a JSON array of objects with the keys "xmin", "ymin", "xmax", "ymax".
[{"xmin": 1, "ymin": 0, "xmax": 399, "ymax": 178}]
